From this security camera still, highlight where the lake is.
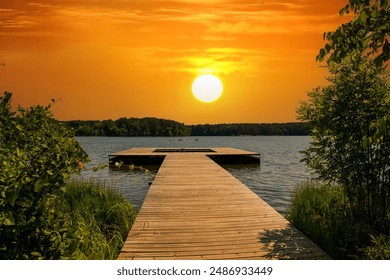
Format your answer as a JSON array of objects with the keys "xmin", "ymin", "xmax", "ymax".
[{"xmin": 74, "ymin": 136, "xmax": 314, "ymax": 215}]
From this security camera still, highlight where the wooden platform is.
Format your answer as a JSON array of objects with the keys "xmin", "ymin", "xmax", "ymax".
[
  {"xmin": 110, "ymin": 147, "xmax": 260, "ymax": 157},
  {"xmin": 109, "ymin": 147, "xmax": 261, "ymax": 165},
  {"xmin": 117, "ymin": 149, "xmax": 330, "ymax": 260}
]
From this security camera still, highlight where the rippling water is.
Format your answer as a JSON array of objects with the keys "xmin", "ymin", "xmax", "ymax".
[{"xmin": 74, "ymin": 136, "xmax": 313, "ymax": 215}]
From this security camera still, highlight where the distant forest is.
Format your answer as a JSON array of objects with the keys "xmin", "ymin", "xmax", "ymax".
[
  {"xmin": 65, "ymin": 117, "xmax": 310, "ymax": 137},
  {"xmin": 66, "ymin": 117, "xmax": 191, "ymax": 137},
  {"xmin": 189, "ymin": 122, "xmax": 309, "ymax": 136}
]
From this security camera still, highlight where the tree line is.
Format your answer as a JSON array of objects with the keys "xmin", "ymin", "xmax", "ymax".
[
  {"xmin": 65, "ymin": 117, "xmax": 191, "ymax": 136},
  {"xmin": 189, "ymin": 122, "xmax": 309, "ymax": 136},
  {"xmin": 65, "ymin": 118, "xmax": 309, "ymax": 136}
]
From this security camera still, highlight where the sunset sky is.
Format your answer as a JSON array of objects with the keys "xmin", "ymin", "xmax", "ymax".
[{"xmin": 0, "ymin": 0, "xmax": 352, "ymax": 124}]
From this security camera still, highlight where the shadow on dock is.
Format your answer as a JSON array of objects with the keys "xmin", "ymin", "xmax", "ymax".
[{"xmin": 258, "ymin": 225, "xmax": 331, "ymax": 260}]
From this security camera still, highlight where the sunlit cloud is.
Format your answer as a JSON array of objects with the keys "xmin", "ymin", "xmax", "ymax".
[
  {"xmin": 0, "ymin": 0, "xmax": 344, "ymax": 41},
  {"xmin": 129, "ymin": 47, "xmax": 272, "ymax": 76}
]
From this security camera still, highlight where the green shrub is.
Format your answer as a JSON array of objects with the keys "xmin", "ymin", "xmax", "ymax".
[
  {"xmin": 0, "ymin": 92, "xmax": 88, "ymax": 259},
  {"xmin": 0, "ymin": 92, "xmax": 136, "ymax": 259},
  {"xmin": 298, "ymin": 58, "xmax": 390, "ymax": 229}
]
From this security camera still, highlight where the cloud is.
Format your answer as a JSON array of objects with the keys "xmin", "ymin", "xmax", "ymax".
[
  {"xmin": 208, "ymin": 21, "xmax": 273, "ymax": 35},
  {"xmin": 0, "ymin": 0, "xmax": 344, "ymax": 38},
  {"xmin": 0, "ymin": 0, "xmax": 349, "ymax": 67},
  {"xmin": 129, "ymin": 47, "xmax": 272, "ymax": 76}
]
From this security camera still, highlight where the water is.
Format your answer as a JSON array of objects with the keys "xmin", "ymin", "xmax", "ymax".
[{"xmin": 74, "ymin": 136, "xmax": 313, "ymax": 215}]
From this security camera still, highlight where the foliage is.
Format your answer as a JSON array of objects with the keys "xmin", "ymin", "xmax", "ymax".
[
  {"xmin": 66, "ymin": 117, "xmax": 191, "ymax": 136},
  {"xmin": 50, "ymin": 179, "xmax": 136, "ymax": 259},
  {"xmin": 66, "ymin": 119, "xmax": 309, "ymax": 137},
  {"xmin": 294, "ymin": 0, "xmax": 390, "ymax": 260},
  {"xmin": 287, "ymin": 182, "xmax": 352, "ymax": 258},
  {"xmin": 298, "ymin": 58, "xmax": 390, "ymax": 230},
  {"xmin": 0, "ymin": 92, "xmax": 88, "ymax": 259},
  {"xmin": 364, "ymin": 234, "xmax": 390, "ymax": 259},
  {"xmin": 299, "ymin": 0, "xmax": 390, "ymax": 240},
  {"xmin": 189, "ymin": 122, "xmax": 309, "ymax": 136},
  {"xmin": 287, "ymin": 182, "xmax": 390, "ymax": 259},
  {"xmin": 321, "ymin": 1, "xmax": 390, "ymax": 175},
  {"xmin": 317, "ymin": 0, "xmax": 389, "ymax": 67}
]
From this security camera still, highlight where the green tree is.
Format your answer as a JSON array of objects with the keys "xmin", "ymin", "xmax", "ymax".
[
  {"xmin": 299, "ymin": 0, "xmax": 390, "ymax": 232},
  {"xmin": 0, "ymin": 92, "xmax": 88, "ymax": 259},
  {"xmin": 298, "ymin": 59, "xmax": 390, "ymax": 224}
]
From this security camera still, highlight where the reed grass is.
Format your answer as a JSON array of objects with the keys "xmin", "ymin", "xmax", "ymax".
[
  {"xmin": 364, "ymin": 234, "xmax": 390, "ymax": 259},
  {"xmin": 52, "ymin": 179, "xmax": 137, "ymax": 259},
  {"xmin": 286, "ymin": 181, "xmax": 390, "ymax": 259}
]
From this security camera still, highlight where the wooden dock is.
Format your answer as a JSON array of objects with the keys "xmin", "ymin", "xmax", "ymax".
[
  {"xmin": 109, "ymin": 147, "xmax": 261, "ymax": 166},
  {"xmin": 116, "ymin": 148, "xmax": 329, "ymax": 260}
]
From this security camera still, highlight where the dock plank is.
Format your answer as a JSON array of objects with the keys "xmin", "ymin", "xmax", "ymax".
[{"xmin": 118, "ymin": 151, "xmax": 329, "ymax": 260}]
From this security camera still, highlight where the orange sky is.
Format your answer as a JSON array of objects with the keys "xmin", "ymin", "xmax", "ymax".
[{"xmin": 0, "ymin": 0, "xmax": 351, "ymax": 124}]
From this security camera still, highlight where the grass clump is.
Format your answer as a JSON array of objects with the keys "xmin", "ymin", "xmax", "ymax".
[
  {"xmin": 286, "ymin": 181, "xmax": 390, "ymax": 259},
  {"xmin": 364, "ymin": 235, "xmax": 390, "ymax": 259},
  {"xmin": 48, "ymin": 179, "xmax": 137, "ymax": 259}
]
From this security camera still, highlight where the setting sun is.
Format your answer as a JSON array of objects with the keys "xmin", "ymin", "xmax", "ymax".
[{"xmin": 192, "ymin": 74, "xmax": 223, "ymax": 103}]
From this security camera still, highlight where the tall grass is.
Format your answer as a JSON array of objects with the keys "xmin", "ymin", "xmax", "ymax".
[
  {"xmin": 286, "ymin": 181, "xmax": 390, "ymax": 259},
  {"xmin": 50, "ymin": 179, "xmax": 137, "ymax": 259}
]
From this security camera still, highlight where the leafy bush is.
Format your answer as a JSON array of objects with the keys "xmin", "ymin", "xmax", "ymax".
[
  {"xmin": 0, "ymin": 92, "xmax": 137, "ymax": 259},
  {"xmin": 0, "ymin": 92, "xmax": 88, "ymax": 259}
]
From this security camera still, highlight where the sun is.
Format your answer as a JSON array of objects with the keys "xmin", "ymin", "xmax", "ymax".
[{"xmin": 192, "ymin": 74, "xmax": 223, "ymax": 103}]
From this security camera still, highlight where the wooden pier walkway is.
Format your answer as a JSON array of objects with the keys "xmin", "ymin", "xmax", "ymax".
[{"xmin": 116, "ymin": 148, "xmax": 329, "ymax": 260}]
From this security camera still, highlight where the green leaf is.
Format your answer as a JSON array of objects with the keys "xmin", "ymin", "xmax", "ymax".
[
  {"xmin": 340, "ymin": 4, "xmax": 350, "ymax": 16},
  {"xmin": 325, "ymin": 44, "xmax": 331, "ymax": 53},
  {"xmin": 6, "ymin": 188, "xmax": 19, "ymax": 206},
  {"xmin": 374, "ymin": 55, "xmax": 384, "ymax": 67},
  {"xmin": 4, "ymin": 214, "xmax": 15, "ymax": 226},
  {"xmin": 318, "ymin": 48, "xmax": 326, "ymax": 61},
  {"xmin": 62, "ymin": 173, "xmax": 70, "ymax": 180},
  {"xmin": 360, "ymin": 10, "xmax": 367, "ymax": 24},
  {"xmin": 34, "ymin": 179, "xmax": 44, "ymax": 192}
]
